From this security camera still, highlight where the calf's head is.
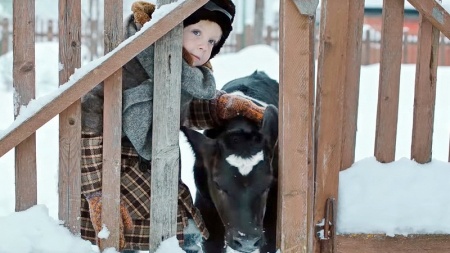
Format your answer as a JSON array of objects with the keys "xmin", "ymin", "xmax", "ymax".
[{"xmin": 182, "ymin": 105, "xmax": 278, "ymax": 253}]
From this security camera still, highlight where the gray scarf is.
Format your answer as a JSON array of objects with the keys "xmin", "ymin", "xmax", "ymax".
[{"xmin": 121, "ymin": 16, "xmax": 216, "ymax": 160}]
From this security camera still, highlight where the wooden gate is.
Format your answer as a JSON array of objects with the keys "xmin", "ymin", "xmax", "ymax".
[{"xmin": 307, "ymin": 0, "xmax": 450, "ymax": 252}]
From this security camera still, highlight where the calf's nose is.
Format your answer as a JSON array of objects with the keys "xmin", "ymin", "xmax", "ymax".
[{"xmin": 229, "ymin": 234, "xmax": 262, "ymax": 253}]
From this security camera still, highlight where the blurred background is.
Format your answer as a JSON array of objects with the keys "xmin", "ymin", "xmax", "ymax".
[{"xmin": 0, "ymin": 0, "xmax": 449, "ymax": 64}]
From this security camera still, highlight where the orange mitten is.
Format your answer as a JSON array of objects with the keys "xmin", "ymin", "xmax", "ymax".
[
  {"xmin": 217, "ymin": 93, "xmax": 265, "ymax": 124},
  {"xmin": 131, "ymin": 1, "xmax": 156, "ymax": 26},
  {"xmin": 86, "ymin": 193, "xmax": 133, "ymax": 251}
]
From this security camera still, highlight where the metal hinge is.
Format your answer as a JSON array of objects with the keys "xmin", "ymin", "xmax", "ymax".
[{"xmin": 315, "ymin": 198, "xmax": 336, "ymax": 253}]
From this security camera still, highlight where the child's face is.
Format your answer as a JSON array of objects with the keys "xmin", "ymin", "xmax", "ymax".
[{"xmin": 183, "ymin": 20, "xmax": 222, "ymax": 66}]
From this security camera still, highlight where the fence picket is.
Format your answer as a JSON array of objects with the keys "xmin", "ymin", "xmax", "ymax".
[
  {"xmin": 13, "ymin": 0, "xmax": 37, "ymax": 212},
  {"xmin": 58, "ymin": 0, "xmax": 82, "ymax": 234}
]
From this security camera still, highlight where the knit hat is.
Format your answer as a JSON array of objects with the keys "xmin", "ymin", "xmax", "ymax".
[{"xmin": 183, "ymin": 0, "xmax": 236, "ymax": 59}]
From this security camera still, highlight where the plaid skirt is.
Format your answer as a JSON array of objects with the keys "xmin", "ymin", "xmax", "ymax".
[{"xmin": 80, "ymin": 132, "xmax": 209, "ymax": 250}]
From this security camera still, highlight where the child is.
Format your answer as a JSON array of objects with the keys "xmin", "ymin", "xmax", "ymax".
[{"xmin": 80, "ymin": 0, "xmax": 266, "ymax": 251}]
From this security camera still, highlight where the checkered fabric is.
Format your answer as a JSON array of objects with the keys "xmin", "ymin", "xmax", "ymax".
[{"xmin": 80, "ymin": 132, "xmax": 209, "ymax": 250}]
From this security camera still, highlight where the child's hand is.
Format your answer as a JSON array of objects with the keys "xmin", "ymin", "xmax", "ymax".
[
  {"xmin": 217, "ymin": 93, "xmax": 265, "ymax": 124},
  {"xmin": 132, "ymin": 1, "xmax": 156, "ymax": 26}
]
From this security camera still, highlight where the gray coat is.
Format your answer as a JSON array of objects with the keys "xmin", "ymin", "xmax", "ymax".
[{"xmin": 81, "ymin": 15, "xmax": 217, "ymax": 160}]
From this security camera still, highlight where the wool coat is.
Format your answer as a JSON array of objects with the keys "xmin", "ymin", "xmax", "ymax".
[{"xmin": 80, "ymin": 15, "xmax": 227, "ymax": 250}]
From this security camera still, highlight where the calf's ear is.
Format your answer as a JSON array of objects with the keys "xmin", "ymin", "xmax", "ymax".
[
  {"xmin": 181, "ymin": 126, "xmax": 216, "ymax": 159},
  {"xmin": 260, "ymin": 105, "xmax": 278, "ymax": 150}
]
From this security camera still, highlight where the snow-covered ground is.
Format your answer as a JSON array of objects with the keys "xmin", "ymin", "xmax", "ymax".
[{"xmin": 1, "ymin": 42, "xmax": 450, "ymax": 253}]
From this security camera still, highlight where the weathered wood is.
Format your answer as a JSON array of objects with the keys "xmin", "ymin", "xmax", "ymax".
[
  {"xmin": 149, "ymin": 0, "xmax": 184, "ymax": 251},
  {"xmin": 100, "ymin": 1, "xmax": 123, "ymax": 250},
  {"xmin": 340, "ymin": 0, "xmax": 364, "ymax": 170},
  {"xmin": 411, "ymin": 14, "xmax": 439, "ymax": 164},
  {"xmin": 292, "ymin": 0, "xmax": 319, "ymax": 16},
  {"xmin": 337, "ymin": 234, "xmax": 450, "ymax": 253},
  {"xmin": 1, "ymin": 18, "xmax": 8, "ymax": 55},
  {"xmin": 277, "ymin": 1, "xmax": 315, "ymax": 253},
  {"xmin": 313, "ymin": 0, "xmax": 351, "ymax": 252},
  {"xmin": 0, "ymin": 0, "xmax": 208, "ymax": 158},
  {"xmin": 58, "ymin": 0, "xmax": 82, "ymax": 234},
  {"xmin": 407, "ymin": 0, "xmax": 450, "ymax": 39},
  {"xmin": 13, "ymin": 0, "xmax": 37, "ymax": 212},
  {"xmin": 253, "ymin": 0, "xmax": 264, "ymax": 44},
  {"xmin": 374, "ymin": 0, "xmax": 404, "ymax": 163}
]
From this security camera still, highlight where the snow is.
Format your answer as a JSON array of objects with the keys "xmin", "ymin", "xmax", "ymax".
[
  {"xmin": 1, "ymin": 41, "xmax": 450, "ymax": 253},
  {"xmin": 0, "ymin": 0, "xmax": 450, "ymax": 253}
]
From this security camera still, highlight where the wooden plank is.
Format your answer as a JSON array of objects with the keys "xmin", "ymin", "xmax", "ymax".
[
  {"xmin": 0, "ymin": 0, "xmax": 208, "ymax": 158},
  {"xmin": 277, "ymin": 1, "xmax": 315, "ymax": 252},
  {"xmin": 313, "ymin": 0, "xmax": 351, "ymax": 252},
  {"xmin": 149, "ymin": 0, "xmax": 183, "ymax": 251},
  {"xmin": 411, "ymin": 15, "xmax": 439, "ymax": 164},
  {"xmin": 337, "ymin": 234, "xmax": 450, "ymax": 253},
  {"xmin": 13, "ymin": 0, "xmax": 37, "ymax": 212},
  {"xmin": 407, "ymin": 0, "xmax": 450, "ymax": 39},
  {"xmin": 58, "ymin": 0, "xmax": 81, "ymax": 234},
  {"xmin": 100, "ymin": 1, "xmax": 123, "ymax": 250},
  {"xmin": 340, "ymin": 0, "xmax": 364, "ymax": 170},
  {"xmin": 374, "ymin": 0, "xmax": 405, "ymax": 163},
  {"xmin": 1, "ymin": 18, "xmax": 8, "ymax": 55}
]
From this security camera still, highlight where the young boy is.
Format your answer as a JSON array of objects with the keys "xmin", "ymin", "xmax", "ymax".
[{"xmin": 80, "ymin": 0, "xmax": 266, "ymax": 251}]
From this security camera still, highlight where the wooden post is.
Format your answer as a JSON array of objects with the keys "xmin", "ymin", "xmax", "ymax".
[
  {"xmin": 13, "ymin": 0, "xmax": 37, "ymax": 212},
  {"xmin": 277, "ymin": 1, "xmax": 316, "ymax": 252},
  {"xmin": 374, "ymin": 0, "xmax": 404, "ymax": 163},
  {"xmin": 244, "ymin": 24, "xmax": 254, "ymax": 47},
  {"xmin": 1, "ymin": 18, "xmax": 8, "ymax": 55},
  {"xmin": 313, "ymin": 0, "xmax": 352, "ymax": 251},
  {"xmin": 265, "ymin": 26, "xmax": 273, "ymax": 46},
  {"xmin": 411, "ymin": 14, "xmax": 439, "ymax": 164},
  {"xmin": 100, "ymin": 0, "xmax": 123, "ymax": 250},
  {"xmin": 340, "ymin": 0, "xmax": 364, "ymax": 170},
  {"xmin": 47, "ymin": 20, "xmax": 54, "ymax": 41},
  {"xmin": 254, "ymin": 0, "xmax": 264, "ymax": 44},
  {"xmin": 439, "ymin": 34, "xmax": 446, "ymax": 66},
  {"xmin": 362, "ymin": 29, "xmax": 371, "ymax": 65},
  {"xmin": 402, "ymin": 30, "xmax": 409, "ymax": 63},
  {"xmin": 149, "ymin": 0, "xmax": 208, "ymax": 251},
  {"xmin": 58, "ymin": 0, "xmax": 82, "ymax": 234}
]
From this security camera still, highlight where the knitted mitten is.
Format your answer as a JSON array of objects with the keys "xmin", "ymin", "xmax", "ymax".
[
  {"xmin": 85, "ymin": 192, "xmax": 133, "ymax": 251},
  {"xmin": 216, "ymin": 93, "xmax": 265, "ymax": 124},
  {"xmin": 132, "ymin": 1, "xmax": 156, "ymax": 26}
]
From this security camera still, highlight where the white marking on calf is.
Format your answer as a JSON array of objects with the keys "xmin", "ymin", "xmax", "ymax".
[{"xmin": 226, "ymin": 151, "xmax": 264, "ymax": 176}]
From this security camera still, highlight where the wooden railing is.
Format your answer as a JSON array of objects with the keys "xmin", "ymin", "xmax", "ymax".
[{"xmin": 0, "ymin": 0, "xmax": 208, "ymax": 251}]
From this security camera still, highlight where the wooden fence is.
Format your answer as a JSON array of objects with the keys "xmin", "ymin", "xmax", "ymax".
[
  {"xmin": 0, "ymin": 18, "xmax": 102, "ymax": 59},
  {"xmin": 3, "ymin": 16, "xmax": 450, "ymax": 66}
]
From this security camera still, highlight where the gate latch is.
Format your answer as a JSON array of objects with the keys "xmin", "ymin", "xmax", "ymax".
[{"xmin": 315, "ymin": 198, "xmax": 336, "ymax": 241}]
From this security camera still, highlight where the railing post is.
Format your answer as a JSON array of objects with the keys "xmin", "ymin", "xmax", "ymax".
[
  {"xmin": 149, "ymin": 0, "xmax": 183, "ymax": 251},
  {"xmin": 13, "ymin": 0, "xmax": 37, "ymax": 212},
  {"xmin": 1, "ymin": 18, "xmax": 9, "ymax": 55},
  {"xmin": 100, "ymin": 0, "xmax": 123, "ymax": 250},
  {"xmin": 277, "ymin": 0, "xmax": 317, "ymax": 252},
  {"xmin": 58, "ymin": 0, "xmax": 82, "ymax": 234}
]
